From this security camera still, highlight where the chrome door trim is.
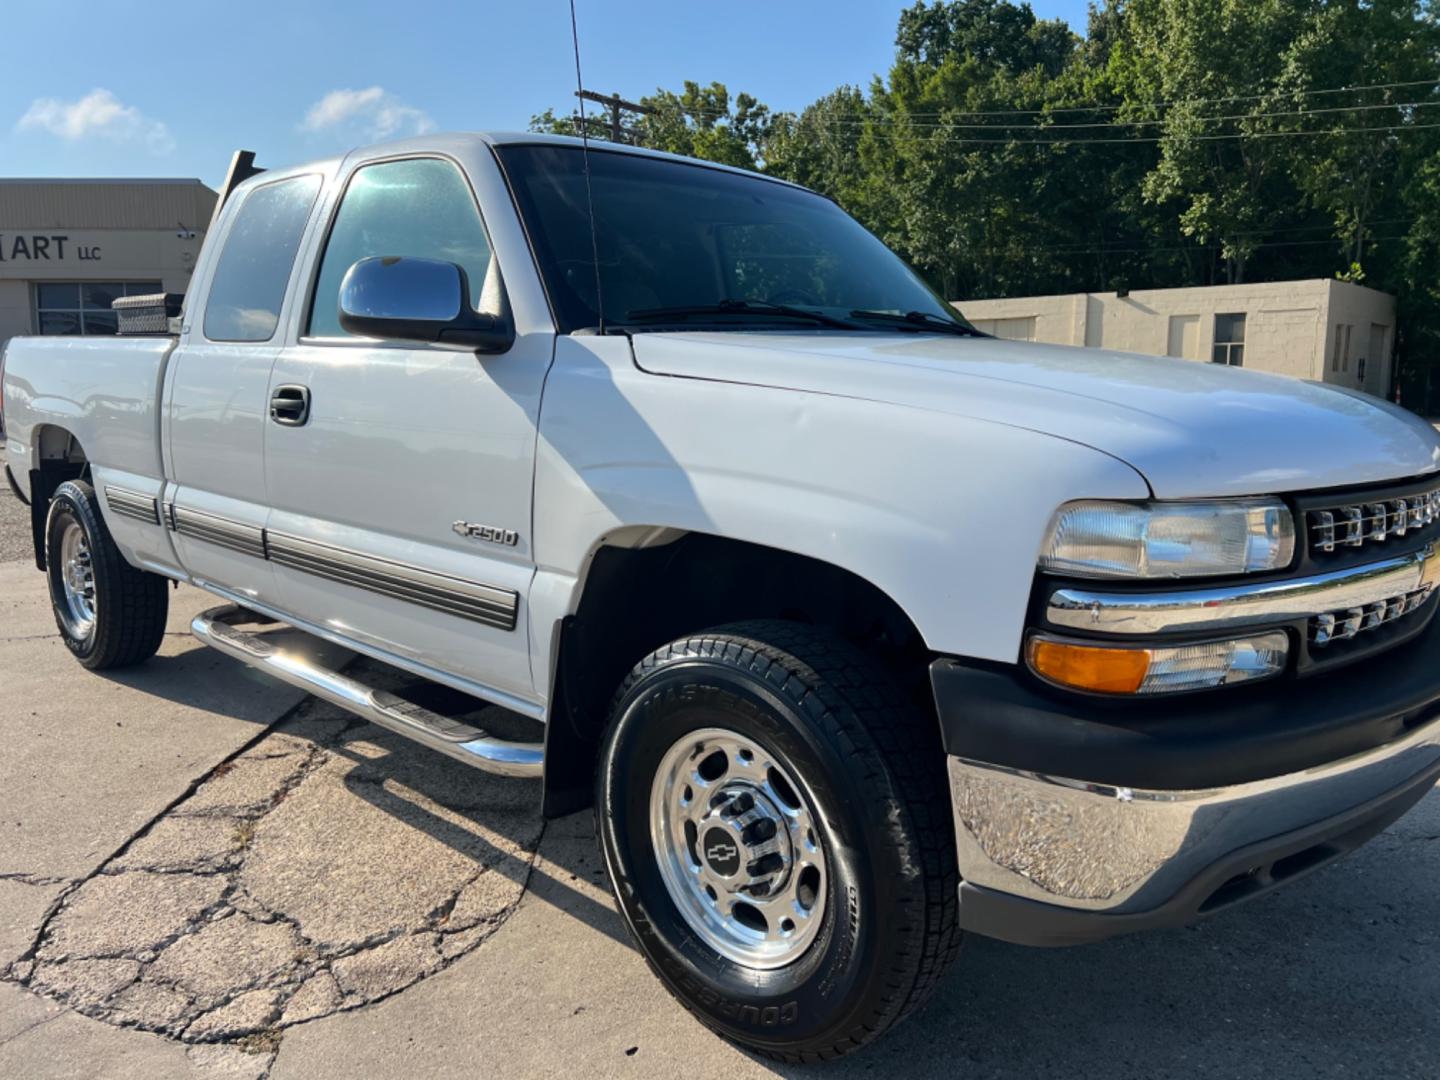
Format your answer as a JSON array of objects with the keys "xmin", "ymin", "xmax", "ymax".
[
  {"xmin": 103, "ymin": 486, "xmax": 161, "ymax": 526},
  {"xmin": 169, "ymin": 505, "xmax": 267, "ymax": 559},
  {"xmin": 1048, "ymin": 543, "xmax": 1440, "ymax": 635},
  {"xmin": 265, "ymin": 531, "xmax": 519, "ymax": 631}
]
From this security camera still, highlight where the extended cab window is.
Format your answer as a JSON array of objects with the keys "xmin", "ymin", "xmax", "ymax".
[
  {"xmin": 203, "ymin": 175, "xmax": 321, "ymax": 342},
  {"xmin": 308, "ymin": 158, "xmax": 496, "ymax": 339}
]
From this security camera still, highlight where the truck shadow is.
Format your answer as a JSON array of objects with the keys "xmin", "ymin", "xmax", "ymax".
[
  {"xmin": 318, "ymin": 704, "xmax": 634, "ymax": 951},
  {"xmin": 769, "ymin": 785, "xmax": 1440, "ymax": 1078},
  {"xmin": 313, "ymin": 690, "xmax": 1440, "ymax": 1077},
  {"xmin": 93, "ymin": 623, "xmax": 356, "ymax": 725}
]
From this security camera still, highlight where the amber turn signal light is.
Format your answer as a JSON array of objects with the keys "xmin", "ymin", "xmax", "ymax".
[
  {"xmin": 1026, "ymin": 631, "xmax": 1290, "ymax": 695},
  {"xmin": 1026, "ymin": 638, "xmax": 1150, "ymax": 694}
]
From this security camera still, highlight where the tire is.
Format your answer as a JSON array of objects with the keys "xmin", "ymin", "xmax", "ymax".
[
  {"xmin": 45, "ymin": 479, "xmax": 168, "ymax": 670},
  {"xmin": 594, "ymin": 620, "xmax": 960, "ymax": 1062}
]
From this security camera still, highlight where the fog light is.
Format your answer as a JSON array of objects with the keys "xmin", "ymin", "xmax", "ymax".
[{"xmin": 1026, "ymin": 632, "xmax": 1289, "ymax": 695}]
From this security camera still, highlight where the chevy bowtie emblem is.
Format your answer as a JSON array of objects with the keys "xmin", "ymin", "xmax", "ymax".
[{"xmin": 706, "ymin": 841, "xmax": 737, "ymax": 862}]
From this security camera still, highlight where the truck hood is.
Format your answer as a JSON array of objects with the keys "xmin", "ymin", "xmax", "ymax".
[{"xmin": 630, "ymin": 331, "xmax": 1440, "ymax": 498}]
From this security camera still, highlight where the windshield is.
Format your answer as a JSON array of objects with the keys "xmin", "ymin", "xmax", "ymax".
[{"xmin": 495, "ymin": 144, "xmax": 971, "ymax": 335}]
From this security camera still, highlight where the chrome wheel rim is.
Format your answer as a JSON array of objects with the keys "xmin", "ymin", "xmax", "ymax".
[
  {"xmin": 57, "ymin": 521, "xmax": 96, "ymax": 638},
  {"xmin": 649, "ymin": 727, "xmax": 827, "ymax": 969}
]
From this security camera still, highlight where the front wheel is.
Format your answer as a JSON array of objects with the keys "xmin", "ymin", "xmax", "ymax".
[
  {"xmin": 595, "ymin": 621, "xmax": 960, "ymax": 1062},
  {"xmin": 45, "ymin": 479, "xmax": 168, "ymax": 669}
]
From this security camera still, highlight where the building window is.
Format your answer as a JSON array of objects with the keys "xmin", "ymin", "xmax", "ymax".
[
  {"xmin": 988, "ymin": 316, "xmax": 1037, "ymax": 342},
  {"xmin": 1332, "ymin": 324, "xmax": 1354, "ymax": 373},
  {"xmin": 34, "ymin": 282, "xmax": 163, "ymax": 336},
  {"xmin": 1212, "ymin": 313, "xmax": 1245, "ymax": 366}
]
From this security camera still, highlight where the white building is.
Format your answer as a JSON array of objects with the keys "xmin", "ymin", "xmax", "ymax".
[
  {"xmin": 956, "ymin": 279, "xmax": 1396, "ymax": 397},
  {"xmin": 0, "ymin": 178, "xmax": 217, "ymax": 349}
]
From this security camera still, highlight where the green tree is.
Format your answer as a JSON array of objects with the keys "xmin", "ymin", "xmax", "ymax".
[
  {"xmin": 1106, "ymin": 0, "xmax": 1318, "ymax": 283},
  {"xmin": 634, "ymin": 82, "xmax": 772, "ymax": 169},
  {"xmin": 531, "ymin": 82, "xmax": 774, "ymax": 170},
  {"xmin": 1282, "ymin": 1, "xmax": 1440, "ymax": 275}
]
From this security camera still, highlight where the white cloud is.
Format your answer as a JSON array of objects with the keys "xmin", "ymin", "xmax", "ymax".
[
  {"xmin": 17, "ymin": 89, "xmax": 174, "ymax": 153},
  {"xmin": 299, "ymin": 87, "xmax": 435, "ymax": 141}
]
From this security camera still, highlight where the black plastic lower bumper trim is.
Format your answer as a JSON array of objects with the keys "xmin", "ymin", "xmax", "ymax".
[{"xmin": 932, "ymin": 608, "xmax": 1440, "ymax": 791}]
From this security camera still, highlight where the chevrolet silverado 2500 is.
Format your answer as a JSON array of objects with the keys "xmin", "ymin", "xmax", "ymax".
[{"xmin": 4, "ymin": 133, "xmax": 1440, "ymax": 1061}]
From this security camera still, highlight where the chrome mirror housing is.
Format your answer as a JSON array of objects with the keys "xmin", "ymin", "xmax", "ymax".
[{"xmin": 338, "ymin": 256, "xmax": 513, "ymax": 352}]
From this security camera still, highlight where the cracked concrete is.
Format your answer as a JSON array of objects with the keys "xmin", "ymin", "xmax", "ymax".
[
  {"xmin": 7, "ymin": 688, "xmax": 544, "ymax": 1055},
  {"xmin": 2, "ymin": 564, "xmax": 548, "ymax": 1076}
]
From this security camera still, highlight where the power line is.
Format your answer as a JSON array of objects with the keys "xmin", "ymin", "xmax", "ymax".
[
  {"xmin": 962, "ymin": 234, "xmax": 1413, "ymax": 258},
  {"xmin": 574, "ymin": 88, "xmax": 655, "ymax": 143},
  {"xmin": 672, "ymin": 77, "xmax": 1440, "ymax": 122},
  {"xmin": 1022, "ymin": 220, "xmax": 1417, "ymax": 249},
  {"xmin": 911, "ymin": 76, "xmax": 1440, "ymax": 118},
  {"xmin": 787, "ymin": 120, "xmax": 1440, "ymax": 146},
  {"xmin": 770, "ymin": 98, "xmax": 1440, "ymax": 131}
]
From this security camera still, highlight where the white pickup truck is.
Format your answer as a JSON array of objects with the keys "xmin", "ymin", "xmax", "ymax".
[{"xmin": 5, "ymin": 132, "xmax": 1440, "ymax": 1061}]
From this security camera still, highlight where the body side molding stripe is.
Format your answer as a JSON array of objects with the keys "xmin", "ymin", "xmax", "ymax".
[
  {"xmin": 103, "ymin": 486, "xmax": 161, "ymax": 526},
  {"xmin": 163, "ymin": 507, "xmax": 519, "ymax": 632},
  {"xmin": 169, "ymin": 505, "xmax": 267, "ymax": 559},
  {"xmin": 265, "ymin": 530, "xmax": 519, "ymax": 631}
]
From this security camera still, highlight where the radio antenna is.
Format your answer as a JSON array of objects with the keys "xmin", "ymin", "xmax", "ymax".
[{"xmin": 568, "ymin": 0, "xmax": 606, "ymax": 334}]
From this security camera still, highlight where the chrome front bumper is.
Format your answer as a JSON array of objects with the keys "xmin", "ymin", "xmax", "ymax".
[{"xmin": 949, "ymin": 712, "xmax": 1440, "ymax": 943}]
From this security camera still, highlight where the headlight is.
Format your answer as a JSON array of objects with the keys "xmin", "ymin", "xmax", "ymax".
[
  {"xmin": 1027, "ymin": 632, "xmax": 1289, "ymax": 695},
  {"xmin": 1039, "ymin": 499, "xmax": 1295, "ymax": 580}
]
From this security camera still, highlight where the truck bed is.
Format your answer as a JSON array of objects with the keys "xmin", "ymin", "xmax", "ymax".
[{"xmin": 3, "ymin": 334, "xmax": 177, "ymax": 497}]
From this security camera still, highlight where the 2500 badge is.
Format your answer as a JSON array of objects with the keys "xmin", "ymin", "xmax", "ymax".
[{"xmin": 452, "ymin": 521, "xmax": 519, "ymax": 546}]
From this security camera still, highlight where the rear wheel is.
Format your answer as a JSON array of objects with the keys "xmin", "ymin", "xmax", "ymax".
[
  {"xmin": 595, "ymin": 620, "xmax": 960, "ymax": 1062},
  {"xmin": 45, "ymin": 480, "xmax": 168, "ymax": 669}
]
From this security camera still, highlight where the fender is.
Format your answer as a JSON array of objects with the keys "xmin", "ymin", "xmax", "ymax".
[{"xmin": 528, "ymin": 335, "xmax": 1150, "ymax": 688}]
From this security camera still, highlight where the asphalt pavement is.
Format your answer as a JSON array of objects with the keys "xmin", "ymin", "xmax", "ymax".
[
  {"xmin": 1, "ymin": 508, "xmax": 1438, "ymax": 1078},
  {"xmin": 0, "ymin": 482, "xmax": 31, "ymax": 564}
]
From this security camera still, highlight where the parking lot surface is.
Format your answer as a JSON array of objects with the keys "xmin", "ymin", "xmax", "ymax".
[{"xmin": 1, "ymin": 533, "xmax": 1439, "ymax": 1077}]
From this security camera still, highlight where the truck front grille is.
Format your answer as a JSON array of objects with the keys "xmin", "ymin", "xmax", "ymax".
[
  {"xmin": 1310, "ymin": 585, "xmax": 1436, "ymax": 646},
  {"xmin": 1308, "ymin": 488, "xmax": 1440, "ymax": 555}
]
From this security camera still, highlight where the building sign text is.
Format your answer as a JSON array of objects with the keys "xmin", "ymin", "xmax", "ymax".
[{"xmin": 0, "ymin": 235, "xmax": 103, "ymax": 262}]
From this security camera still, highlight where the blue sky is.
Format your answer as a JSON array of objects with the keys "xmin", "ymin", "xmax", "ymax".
[{"xmin": 0, "ymin": 0, "xmax": 1090, "ymax": 187}]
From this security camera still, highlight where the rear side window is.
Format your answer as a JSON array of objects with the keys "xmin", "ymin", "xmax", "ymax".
[
  {"xmin": 203, "ymin": 175, "xmax": 321, "ymax": 342},
  {"xmin": 307, "ymin": 157, "xmax": 495, "ymax": 339}
]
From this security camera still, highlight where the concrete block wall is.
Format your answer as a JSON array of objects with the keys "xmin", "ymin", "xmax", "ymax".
[{"xmin": 956, "ymin": 279, "xmax": 1397, "ymax": 396}]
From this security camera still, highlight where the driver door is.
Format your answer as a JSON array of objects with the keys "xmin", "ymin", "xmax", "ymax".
[{"xmin": 263, "ymin": 155, "xmax": 550, "ymax": 702}]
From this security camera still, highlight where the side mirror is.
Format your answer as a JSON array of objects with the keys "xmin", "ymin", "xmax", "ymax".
[{"xmin": 337, "ymin": 256, "xmax": 514, "ymax": 353}]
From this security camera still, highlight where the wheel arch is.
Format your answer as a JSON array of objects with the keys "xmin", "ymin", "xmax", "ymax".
[
  {"xmin": 541, "ymin": 530, "xmax": 936, "ymax": 817},
  {"xmin": 27, "ymin": 424, "xmax": 90, "ymax": 571}
]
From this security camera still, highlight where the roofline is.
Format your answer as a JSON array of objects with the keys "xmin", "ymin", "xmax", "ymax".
[
  {"xmin": 226, "ymin": 131, "xmax": 818, "ymax": 199},
  {"xmin": 471, "ymin": 131, "xmax": 816, "ymax": 193}
]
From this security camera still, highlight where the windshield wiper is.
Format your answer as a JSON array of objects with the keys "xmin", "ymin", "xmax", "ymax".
[
  {"xmin": 624, "ymin": 299, "xmax": 863, "ymax": 331},
  {"xmin": 848, "ymin": 309, "xmax": 985, "ymax": 337}
]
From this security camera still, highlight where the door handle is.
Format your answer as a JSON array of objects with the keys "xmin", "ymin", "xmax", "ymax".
[{"xmin": 269, "ymin": 385, "xmax": 311, "ymax": 427}]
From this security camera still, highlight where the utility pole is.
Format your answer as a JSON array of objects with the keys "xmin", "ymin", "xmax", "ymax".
[{"xmin": 574, "ymin": 89, "xmax": 654, "ymax": 144}]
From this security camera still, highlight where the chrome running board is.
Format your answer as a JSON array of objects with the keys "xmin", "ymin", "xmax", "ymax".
[{"xmin": 191, "ymin": 604, "xmax": 543, "ymax": 778}]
